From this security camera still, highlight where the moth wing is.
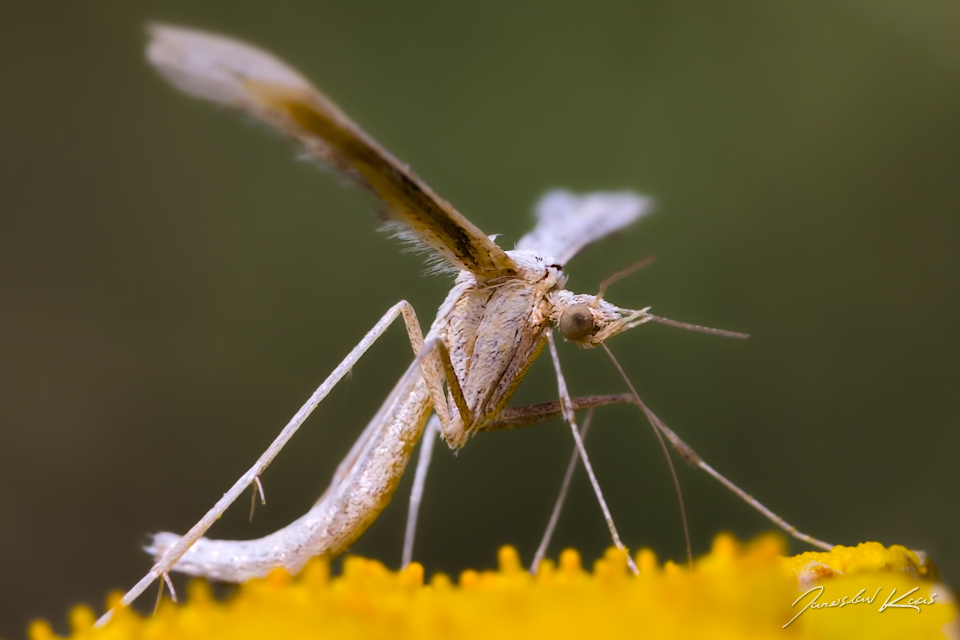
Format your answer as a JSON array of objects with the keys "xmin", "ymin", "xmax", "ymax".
[
  {"xmin": 516, "ymin": 190, "xmax": 653, "ymax": 265},
  {"xmin": 146, "ymin": 24, "xmax": 518, "ymax": 281}
]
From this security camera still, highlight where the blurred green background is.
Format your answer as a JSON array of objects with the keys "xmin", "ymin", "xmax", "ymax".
[{"xmin": 2, "ymin": 1, "xmax": 959, "ymax": 636}]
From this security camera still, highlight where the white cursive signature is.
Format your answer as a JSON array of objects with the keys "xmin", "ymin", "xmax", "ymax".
[{"xmin": 783, "ymin": 585, "xmax": 938, "ymax": 628}]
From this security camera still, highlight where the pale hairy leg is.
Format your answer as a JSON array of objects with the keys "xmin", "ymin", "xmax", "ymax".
[
  {"xmin": 97, "ymin": 300, "xmax": 435, "ymax": 626},
  {"xmin": 546, "ymin": 332, "xmax": 639, "ymax": 575},
  {"xmin": 402, "ymin": 414, "xmax": 439, "ymax": 568},
  {"xmin": 480, "ymin": 365, "xmax": 833, "ymax": 559},
  {"xmin": 398, "ymin": 340, "xmax": 644, "ymax": 576},
  {"xmin": 530, "ymin": 408, "xmax": 595, "ymax": 574},
  {"xmin": 601, "ymin": 345, "xmax": 833, "ymax": 551},
  {"xmin": 481, "ymin": 394, "xmax": 634, "ymax": 431},
  {"xmin": 402, "ymin": 395, "xmax": 636, "ymax": 568}
]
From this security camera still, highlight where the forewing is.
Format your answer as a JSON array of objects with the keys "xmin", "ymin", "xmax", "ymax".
[
  {"xmin": 516, "ymin": 190, "xmax": 653, "ymax": 264},
  {"xmin": 452, "ymin": 280, "xmax": 549, "ymax": 432},
  {"xmin": 146, "ymin": 24, "xmax": 518, "ymax": 280}
]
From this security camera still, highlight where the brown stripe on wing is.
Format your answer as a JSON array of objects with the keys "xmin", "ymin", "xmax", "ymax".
[
  {"xmin": 146, "ymin": 25, "xmax": 516, "ymax": 280},
  {"xmin": 266, "ymin": 91, "xmax": 517, "ymax": 280}
]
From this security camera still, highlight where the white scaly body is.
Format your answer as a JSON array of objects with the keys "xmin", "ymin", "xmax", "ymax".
[{"xmin": 149, "ymin": 245, "xmax": 648, "ymax": 580}]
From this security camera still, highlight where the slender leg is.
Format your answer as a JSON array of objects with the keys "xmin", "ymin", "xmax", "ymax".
[
  {"xmin": 395, "ymin": 336, "xmax": 516, "ymax": 568},
  {"xmin": 480, "ymin": 394, "xmax": 633, "ymax": 431},
  {"xmin": 395, "ymin": 394, "xmax": 635, "ymax": 569},
  {"xmin": 602, "ymin": 345, "xmax": 834, "ymax": 551},
  {"xmin": 600, "ymin": 346, "xmax": 693, "ymax": 565},
  {"xmin": 97, "ymin": 300, "xmax": 433, "ymax": 626},
  {"xmin": 546, "ymin": 333, "xmax": 639, "ymax": 575},
  {"xmin": 530, "ymin": 408, "xmax": 595, "ymax": 574},
  {"xmin": 636, "ymin": 393, "xmax": 833, "ymax": 550},
  {"xmin": 402, "ymin": 415, "xmax": 439, "ymax": 568},
  {"xmin": 480, "ymin": 370, "xmax": 833, "ymax": 556}
]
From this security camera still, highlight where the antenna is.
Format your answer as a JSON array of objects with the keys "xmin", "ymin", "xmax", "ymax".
[
  {"xmin": 648, "ymin": 314, "xmax": 750, "ymax": 340},
  {"xmin": 592, "ymin": 256, "xmax": 656, "ymax": 306}
]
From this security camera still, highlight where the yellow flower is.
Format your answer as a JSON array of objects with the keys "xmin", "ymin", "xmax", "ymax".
[{"xmin": 27, "ymin": 535, "xmax": 958, "ymax": 640}]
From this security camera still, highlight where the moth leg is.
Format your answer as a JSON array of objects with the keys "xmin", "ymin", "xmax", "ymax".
[
  {"xmin": 397, "ymin": 337, "xmax": 477, "ymax": 568},
  {"xmin": 98, "ymin": 300, "xmax": 432, "ymax": 627},
  {"xmin": 432, "ymin": 339, "xmax": 474, "ymax": 428},
  {"xmin": 478, "ymin": 393, "xmax": 634, "ymax": 432},
  {"xmin": 401, "ymin": 414, "xmax": 439, "ymax": 568},
  {"xmin": 530, "ymin": 408, "xmax": 595, "ymax": 574},
  {"xmin": 408, "ymin": 337, "xmax": 476, "ymax": 448},
  {"xmin": 598, "ymin": 344, "xmax": 833, "ymax": 551},
  {"xmin": 401, "ymin": 393, "xmax": 633, "ymax": 568},
  {"xmin": 488, "ymin": 383, "xmax": 834, "ymax": 556},
  {"xmin": 628, "ymin": 391, "xmax": 834, "ymax": 551},
  {"xmin": 477, "ymin": 390, "xmax": 640, "ymax": 573},
  {"xmin": 545, "ymin": 333, "xmax": 639, "ymax": 575}
]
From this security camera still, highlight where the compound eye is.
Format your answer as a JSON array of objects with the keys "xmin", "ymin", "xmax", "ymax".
[{"xmin": 559, "ymin": 304, "xmax": 595, "ymax": 341}]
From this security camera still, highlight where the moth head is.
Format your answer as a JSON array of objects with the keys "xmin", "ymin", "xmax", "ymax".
[{"xmin": 552, "ymin": 292, "xmax": 651, "ymax": 347}]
